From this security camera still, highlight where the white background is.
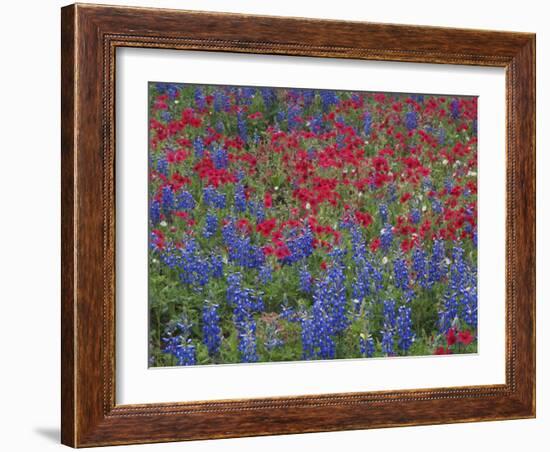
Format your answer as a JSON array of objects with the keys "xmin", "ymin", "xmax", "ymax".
[
  {"xmin": 117, "ymin": 49, "xmax": 505, "ymax": 404},
  {"xmin": 0, "ymin": 0, "xmax": 546, "ymax": 451}
]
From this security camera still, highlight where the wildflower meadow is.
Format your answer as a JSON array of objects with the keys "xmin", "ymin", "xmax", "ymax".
[{"xmin": 148, "ymin": 82, "xmax": 478, "ymax": 367}]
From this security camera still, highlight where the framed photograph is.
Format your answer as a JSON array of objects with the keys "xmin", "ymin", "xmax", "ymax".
[{"xmin": 61, "ymin": 3, "xmax": 535, "ymax": 447}]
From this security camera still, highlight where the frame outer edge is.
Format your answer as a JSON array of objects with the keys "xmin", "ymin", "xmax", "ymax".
[
  {"xmin": 61, "ymin": 3, "xmax": 77, "ymax": 448},
  {"xmin": 60, "ymin": 3, "xmax": 536, "ymax": 446},
  {"xmin": 515, "ymin": 35, "xmax": 536, "ymax": 416}
]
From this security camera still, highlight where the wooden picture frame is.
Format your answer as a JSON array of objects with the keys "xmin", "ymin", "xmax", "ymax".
[{"xmin": 61, "ymin": 3, "xmax": 535, "ymax": 447}]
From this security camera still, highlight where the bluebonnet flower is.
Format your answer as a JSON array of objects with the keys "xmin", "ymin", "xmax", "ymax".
[
  {"xmin": 176, "ymin": 239, "xmax": 211, "ymax": 287},
  {"xmin": 379, "ymin": 203, "xmax": 389, "ymax": 223},
  {"xmin": 202, "ymin": 302, "xmax": 221, "ymax": 356},
  {"xmin": 176, "ymin": 191, "xmax": 196, "ymax": 210},
  {"xmin": 213, "ymin": 90, "xmax": 224, "ymax": 112},
  {"xmin": 363, "ymin": 110, "xmax": 372, "ymax": 136},
  {"xmin": 450, "ymin": 98, "xmax": 461, "ymax": 119},
  {"xmin": 310, "ymin": 114, "xmax": 323, "ymax": 134},
  {"xmin": 412, "ymin": 246, "xmax": 428, "ymax": 289},
  {"xmin": 194, "ymin": 87, "xmax": 206, "ymax": 110},
  {"xmin": 213, "ymin": 90, "xmax": 231, "ymax": 112},
  {"xmin": 281, "ymin": 227, "xmax": 314, "ymax": 265},
  {"xmin": 150, "ymin": 199, "xmax": 161, "ymax": 225},
  {"xmin": 213, "ymin": 147, "xmax": 229, "ymax": 169},
  {"xmin": 235, "ymin": 169, "xmax": 245, "ymax": 182},
  {"xmin": 203, "ymin": 212, "xmax": 218, "ymax": 238},
  {"xmin": 447, "ymin": 245, "xmax": 478, "ymax": 328},
  {"xmin": 260, "ymin": 87, "xmax": 276, "ymax": 108},
  {"xmin": 444, "ymin": 177, "xmax": 453, "ymax": 194},
  {"xmin": 162, "ymin": 315, "xmax": 196, "ymax": 365},
  {"xmin": 226, "ymin": 273, "xmax": 264, "ymax": 362},
  {"xmin": 226, "ymin": 273, "xmax": 264, "ymax": 320},
  {"xmin": 387, "ymin": 184, "xmax": 398, "ymax": 203},
  {"xmin": 410, "ymin": 208, "xmax": 421, "ymax": 224},
  {"xmin": 300, "ymin": 316, "xmax": 316, "ymax": 359},
  {"xmin": 303, "ymin": 89, "xmax": 315, "ymax": 108},
  {"xmin": 301, "ymin": 253, "xmax": 348, "ymax": 360},
  {"xmin": 156, "ymin": 156, "xmax": 168, "ymax": 176},
  {"xmin": 310, "ymin": 295, "xmax": 337, "ymax": 359},
  {"xmin": 431, "ymin": 198, "xmax": 443, "ymax": 214},
  {"xmin": 275, "ymin": 108, "xmax": 286, "ymax": 124},
  {"xmin": 287, "ymin": 104, "xmax": 302, "ymax": 131},
  {"xmin": 383, "ymin": 299, "xmax": 397, "ymax": 330},
  {"xmin": 238, "ymin": 319, "xmax": 258, "ymax": 363},
  {"xmin": 462, "ymin": 267, "xmax": 478, "ymax": 328},
  {"xmin": 428, "ymin": 239, "xmax": 446, "ymax": 287},
  {"xmin": 241, "ymin": 87, "xmax": 256, "ymax": 104},
  {"xmin": 247, "ymin": 200, "xmax": 266, "ymax": 222},
  {"xmin": 222, "ymin": 220, "xmax": 265, "ymax": 269},
  {"xmin": 237, "ymin": 111, "xmax": 248, "ymax": 144},
  {"xmin": 472, "ymin": 118, "xmax": 478, "ymax": 135},
  {"xmin": 393, "ymin": 256, "xmax": 413, "ymax": 301},
  {"xmin": 281, "ymin": 304, "xmax": 298, "ymax": 322},
  {"xmin": 336, "ymin": 131, "xmax": 345, "ymax": 149},
  {"xmin": 259, "ymin": 264, "xmax": 273, "ymax": 284},
  {"xmin": 381, "ymin": 329, "xmax": 394, "ymax": 355},
  {"xmin": 350, "ymin": 225, "xmax": 382, "ymax": 299},
  {"xmin": 209, "ymin": 253, "xmax": 223, "ymax": 278},
  {"xmin": 299, "ymin": 266, "xmax": 312, "ymax": 294},
  {"xmin": 203, "ymin": 186, "xmax": 226, "ymax": 209},
  {"xmin": 155, "ymin": 83, "xmax": 180, "ymax": 100},
  {"xmin": 396, "ymin": 305, "xmax": 414, "ymax": 351},
  {"xmin": 161, "ymin": 186, "xmax": 174, "ymax": 217},
  {"xmin": 214, "ymin": 90, "xmax": 231, "ymax": 113},
  {"xmin": 193, "ymin": 136, "xmax": 205, "ymax": 159},
  {"xmin": 438, "ymin": 127, "xmax": 446, "ymax": 145},
  {"xmin": 160, "ymin": 111, "xmax": 172, "ymax": 122},
  {"xmin": 320, "ymin": 90, "xmax": 338, "ymax": 112},
  {"xmin": 234, "ymin": 184, "xmax": 247, "ymax": 213},
  {"xmin": 380, "ymin": 224, "xmax": 393, "ymax": 252},
  {"xmin": 438, "ymin": 291, "xmax": 458, "ymax": 334},
  {"xmin": 359, "ymin": 334, "xmax": 375, "ymax": 357},
  {"xmin": 405, "ymin": 110, "xmax": 418, "ymax": 130},
  {"xmin": 169, "ymin": 84, "xmax": 181, "ymax": 99},
  {"xmin": 163, "ymin": 337, "xmax": 196, "ymax": 366},
  {"xmin": 287, "ymin": 89, "xmax": 301, "ymax": 104}
]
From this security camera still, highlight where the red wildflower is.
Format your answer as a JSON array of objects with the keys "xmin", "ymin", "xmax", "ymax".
[
  {"xmin": 264, "ymin": 192, "xmax": 273, "ymax": 208},
  {"xmin": 275, "ymin": 246, "xmax": 291, "ymax": 260},
  {"xmin": 458, "ymin": 330, "xmax": 474, "ymax": 346},
  {"xmin": 356, "ymin": 211, "xmax": 373, "ymax": 229},
  {"xmin": 256, "ymin": 218, "xmax": 277, "ymax": 237},
  {"xmin": 236, "ymin": 218, "xmax": 252, "ymax": 234},
  {"xmin": 400, "ymin": 192, "xmax": 412, "ymax": 203},
  {"xmin": 262, "ymin": 246, "xmax": 274, "ymax": 256},
  {"xmin": 446, "ymin": 328, "xmax": 457, "ymax": 347},
  {"xmin": 370, "ymin": 238, "xmax": 381, "ymax": 252},
  {"xmin": 434, "ymin": 346, "xmax": 453, "ymax": 355}
]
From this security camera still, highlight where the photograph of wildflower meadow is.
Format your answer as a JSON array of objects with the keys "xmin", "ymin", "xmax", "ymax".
[{"xmin": 148, "ymin": 82, "xmax": 478, "ymax": 367}]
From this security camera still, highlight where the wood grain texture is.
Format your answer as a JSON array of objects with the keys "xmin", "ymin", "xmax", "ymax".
[{"xmin": 61, "ymin": 3, "xmax": 536, "ymax": 447}]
